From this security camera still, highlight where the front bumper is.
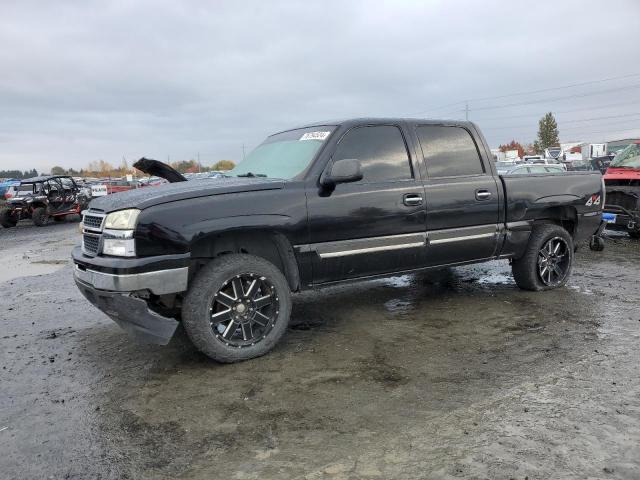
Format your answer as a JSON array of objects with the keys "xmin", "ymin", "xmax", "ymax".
[
  {"xmin": 74, "ymin": 278, "xmax": 179, "ymax": 345},
  {"xmin": 73, "ymin": 263, "xmax": 188, "ymax": 295},
  {"xmin": 72, "ymin": 247, "xmax": 190, "ymax": 345}
]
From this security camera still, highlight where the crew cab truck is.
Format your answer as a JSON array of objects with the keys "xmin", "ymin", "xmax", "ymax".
[{"xmin": 72, "ymin": 118, "xmax": 605, "ymax": 362}]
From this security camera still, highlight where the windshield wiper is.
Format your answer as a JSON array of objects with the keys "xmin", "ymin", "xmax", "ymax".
[{"xmin": 236, "ymin": 172, "xmax": 267, "ymax": 177}]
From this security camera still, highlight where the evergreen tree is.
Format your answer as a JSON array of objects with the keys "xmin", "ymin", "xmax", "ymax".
[{"xmin": 536, "ymin": 112, "xmax": 560, "ymax": 151}]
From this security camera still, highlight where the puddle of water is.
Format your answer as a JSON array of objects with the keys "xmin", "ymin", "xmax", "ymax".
[
  {"xmin": 378, "ymin": 275, "xmax": 414, "ymax": 288},
  {"xmin": 568, "ymin": 285, "xmax": 594, "ymax": 295},
  {"xmin": 476, "ymin": 273, "xmax": 514, "ymax": 285},
  {"xmin": 0, "ymin": 246, "xmax": 69, "ymax": 283}
]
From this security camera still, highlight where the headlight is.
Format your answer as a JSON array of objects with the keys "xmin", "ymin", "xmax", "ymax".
[
  {"xmin": 102, "ymin": 229, "xmax": 136, "ymax": 257},
  {"xmin": 104, "ymin": 209, "xmax": 140, "ymax": 230}
]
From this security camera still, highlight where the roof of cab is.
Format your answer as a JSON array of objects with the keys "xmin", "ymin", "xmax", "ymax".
[{"xmin": 271, "ymin": 117, "xmax": 476, "ymax": 136}]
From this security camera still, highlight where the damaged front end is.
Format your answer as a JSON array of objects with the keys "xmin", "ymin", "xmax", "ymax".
[
  {"xmin": 74, "ymin": 276, "xmax": 179, "ymax": 345},
  {"xmin": 603, "ymin": 179, "xmax": 640, "ymax": 237}
]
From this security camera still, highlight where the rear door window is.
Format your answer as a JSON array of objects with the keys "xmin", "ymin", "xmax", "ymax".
[
  {"xmin": 333, "ymin": 125, "xmax": 413, "ymax": 183},
  {"xmin": 415, "ymin": 125, "xmax": 485, "ymax": 178}
]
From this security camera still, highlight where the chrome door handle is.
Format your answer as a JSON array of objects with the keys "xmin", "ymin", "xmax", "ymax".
[
  {"xmin": 403, "ymin": 194, "xmax": 423, "ymax": 206},
  {"xmin": 475, "ymin": 190, "xmax": 492, "ymax": 201}
]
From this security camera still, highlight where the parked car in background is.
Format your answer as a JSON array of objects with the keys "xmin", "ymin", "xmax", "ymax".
[
  {"xmin": 525, "ymin": 156, "xmax": 567, "ymax": 170},
  {"xmin": 105, "ymin": 179, "xmax": 140, "ymax": 194},
  {"xmin": 566, "ymin": 159, "xmax": 596, "ymax": 172},
  {"xmin": 602, "ymin": 142, "xmax": 640, "ymax": 239},
  {"xmin": 4, "ymin": 184, "xmax": 19, "ymax": 200},
  {"xmin": 502, "ymin": 164, "xmax": 566, "ymax": 175},
  {"xmin": 139, "ymin": 176, "xmax": 167, "ymax": 187},
  {"xmin": 494, "ymin": 161, "xmax": 517, "ymax": 174},
  {"xmin": 0, "ymin": 178, "xmax": 20, "ymax": 198}
]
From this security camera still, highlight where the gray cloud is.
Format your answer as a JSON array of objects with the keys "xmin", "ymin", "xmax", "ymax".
[{"xmin": 1, "ymin": 0, "xmax": 639, "ymax": 172}]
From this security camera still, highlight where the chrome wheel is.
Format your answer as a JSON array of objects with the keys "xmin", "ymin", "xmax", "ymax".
[
  {"xmin": 209, "ymin": 273, "xmax": 279, "ymax": 348},
  {"xmin": 537, "ymin": 236, "xmax": 570, "ymax": 286}
]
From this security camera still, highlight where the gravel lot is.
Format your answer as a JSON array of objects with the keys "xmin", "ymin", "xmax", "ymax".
[{"xmin": 1, "ymin": 219, "xmax": 639, "ymax": 479}]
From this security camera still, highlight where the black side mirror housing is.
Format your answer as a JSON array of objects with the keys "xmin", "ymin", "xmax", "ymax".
[{"xmin": 320, "ymin": 159, "xmax": 363, "ymax": 187}]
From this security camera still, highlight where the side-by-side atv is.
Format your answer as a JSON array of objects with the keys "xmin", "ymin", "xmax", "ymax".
[
  {"xmin": 0, "ymin": 175, "xmax": 90, "ymax": 228},
  {"xmin": 603, "ymin": 142, "xmax": 640, "ymax": 239}
]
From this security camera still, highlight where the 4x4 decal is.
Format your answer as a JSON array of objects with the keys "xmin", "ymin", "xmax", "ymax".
[{"xmin": 586, "ymin": 194, "xmax": 601, "ymax": 206}]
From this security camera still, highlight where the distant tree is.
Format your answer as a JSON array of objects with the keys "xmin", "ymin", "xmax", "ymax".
[
  {"xmin": 51, "ymin": 166, "xmax": 67, "ymax": 175},
  {"xmin": 532, "ymin": 140, "xmax": 542, "ymax": 154},
  {"xmin": 498, "ymin": 140, "xmax": 526, "ymax": 158},
  {"xmin": 213, "ymin": 160, "xmax": 235, "ymax": 171},
  {"xmin": 536, "ymin": 112, "xmax": 560, "ymax": 151},
  {"xmin": 170, "ymin": 159, "xmax": 199, "ymax": 174}
]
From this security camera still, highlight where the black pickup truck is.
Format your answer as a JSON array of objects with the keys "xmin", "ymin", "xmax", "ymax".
[{"xmin": 72, "ymin": 118, "xmax": 605, "ymax": 362}]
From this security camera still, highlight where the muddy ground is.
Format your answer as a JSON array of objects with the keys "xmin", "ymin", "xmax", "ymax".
[{"xmin": 1, "ymin": 219, "xmax": 639, "ymax": 480}]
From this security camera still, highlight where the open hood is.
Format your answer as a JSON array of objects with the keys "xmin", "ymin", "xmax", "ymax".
[{"xmin": 133, "ymin": 157, "xmax": 187, "ymax": 183}]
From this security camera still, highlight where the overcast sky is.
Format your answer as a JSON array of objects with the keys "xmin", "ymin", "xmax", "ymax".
[{"xmin": 1, "ymin": 0, "xmax": 640, "ymax": 172}]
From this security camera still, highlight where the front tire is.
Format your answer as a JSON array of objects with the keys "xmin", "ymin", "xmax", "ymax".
[
  {"xmin": 0, "ymin": 208, "xmax": 17, "ymax": 228},
  {"xmin": 182, "ymin": 254, "xmax": 292, "ymax": 363},
  {"xmin": 512, "ymin": 224, "xmax": 574, "ymax": 291},
  {"xmin": 32, "ymin": 207, "xmax": 49, "ymax": 227},
  {"xmin": 629, "ymin": 229, "xmax": 640, "ymax": 239}
]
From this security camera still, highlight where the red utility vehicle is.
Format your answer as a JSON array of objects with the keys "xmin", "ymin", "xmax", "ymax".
[{"xmin": 603, "ymin": 142, "xmax": 640, "ymax": 238}]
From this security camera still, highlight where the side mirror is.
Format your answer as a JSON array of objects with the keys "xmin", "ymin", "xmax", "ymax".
[{"xmin": 320, "ymin": 158, "xmax": 363, "ymax": 187}]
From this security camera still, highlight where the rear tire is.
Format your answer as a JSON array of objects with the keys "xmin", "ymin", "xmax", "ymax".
[
  {"xmin": 629, "ymin": 230, "xmax": 640, "ymax": 239},
  {"xmin": 0, "ymin": 208, "xmax": 17, "ymax": 228},
  {"xmin": 512, "ymin": 224, "xmax": 574, "ymax": 291},
  {"xmin": 32, "ymin": 207, "xmax": 49, "ymax": 226},
  {"xmin": 182, "ymin": 254, "xmax": 292, "ymax": 363}
]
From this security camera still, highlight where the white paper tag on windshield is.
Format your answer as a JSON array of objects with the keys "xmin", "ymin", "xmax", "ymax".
[{"xmin": 300, "ymin": 131, "xmax": 331, "ymax": 141}]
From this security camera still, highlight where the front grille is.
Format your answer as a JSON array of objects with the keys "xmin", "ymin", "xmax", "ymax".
[
  {"xmin": 83, "ymin": 214, "xmax": 104, "ymax": 230},
  {"xmin": 83, "ymin": 234, "xmax": 100, "ymax": 255}
]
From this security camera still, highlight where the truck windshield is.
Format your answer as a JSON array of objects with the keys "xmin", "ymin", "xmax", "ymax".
[
  {"xmin": 229, "ymin": 126, "xmax": 336, "ymax": 179},
  {"xmin": 610, "ymin": 143, "xmax": 640, "ymax": 168}
]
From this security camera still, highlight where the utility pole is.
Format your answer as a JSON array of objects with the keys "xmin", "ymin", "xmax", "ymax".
[
  {"xmin": 197, "ymin": 152, "xmax": 201, "ymax": 172},
  {"xmin": 242, "ymin": 144, "xmax": 246, "ymax": 161},
  {"xmin": 465, "ymin": 101, "xmax": 469, "ymax": 121}
]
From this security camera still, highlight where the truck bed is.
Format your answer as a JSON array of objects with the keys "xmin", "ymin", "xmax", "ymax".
[{"xmin": 499, "ymin": 171, "xmax": 603, "ymax": 242}]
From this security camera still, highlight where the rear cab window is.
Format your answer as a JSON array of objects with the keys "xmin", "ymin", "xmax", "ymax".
[{"xmin": 415, "ymin": 125, "xmax": 485, "ymax": 178}]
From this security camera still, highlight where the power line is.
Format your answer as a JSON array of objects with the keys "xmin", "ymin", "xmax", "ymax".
[
  {"xmin": 407, "ymin": 100, "xmax": 467, "ymax": 116},
  {"xmin": 410, "ymin": 72, "xmax": 640, "ymax": 115},
  {"xmin": 472, "ymin": 98, "xmax": 640, "ymax": 122},
  {"xmin": 487, "ymin": 121, "xmax": 640, "ymax": 137},
  {"xmin": 469, "ymin": 83, "xmax": 640, "ymax": 112},
  {"xmin": 465, "ymin": 72, "xmax": 640, "ymax": 103},
  {"xmin": 481, "ymin": 112, "xmax": 640, "ymax": 131}
]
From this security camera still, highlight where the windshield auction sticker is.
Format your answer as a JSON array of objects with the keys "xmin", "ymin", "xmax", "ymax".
[{"xmin": 300, "ymin": 131, "xmax": 331, "ymax": 141}]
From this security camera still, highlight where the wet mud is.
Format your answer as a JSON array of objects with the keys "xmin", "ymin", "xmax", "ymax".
[{"xmin": 1, "ymin": 223, "xmax": 639, "ymax": 479}]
